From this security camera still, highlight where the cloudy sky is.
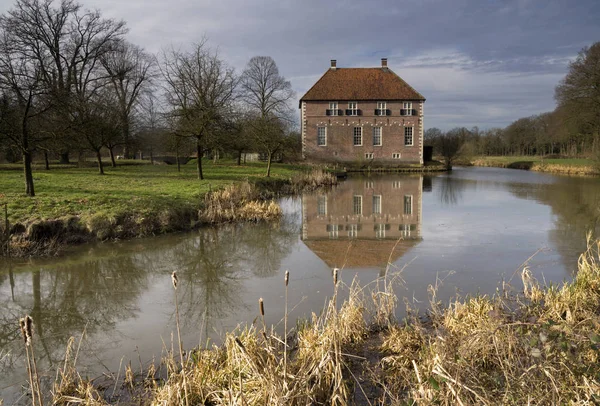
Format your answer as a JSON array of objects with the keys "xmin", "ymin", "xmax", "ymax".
[{"xmin": 2, "ymin": 0, "xmax": 598, "ymax": 130}]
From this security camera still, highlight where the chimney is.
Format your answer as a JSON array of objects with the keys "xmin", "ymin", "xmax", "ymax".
[
  {"xmin": 381, "ymin": 58, "xmax": 388, "ymax": 68},
  {"xmin": 330, "ymin": 59, "xmax": 337, "ymax": 70}
]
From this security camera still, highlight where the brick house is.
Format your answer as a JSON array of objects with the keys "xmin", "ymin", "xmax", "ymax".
[{"xmin": 300, "ymin": 58, "xmax": 426, "ymax": 165}]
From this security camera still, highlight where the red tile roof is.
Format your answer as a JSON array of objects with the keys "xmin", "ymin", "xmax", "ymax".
[{"xmin": 300, "ymin": 67, "xmax": 425, "ymax": 105}]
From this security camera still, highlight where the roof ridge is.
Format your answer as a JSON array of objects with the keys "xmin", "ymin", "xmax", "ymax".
[
  {"xmin": 388, "ymin": 68, "xmax": 426, "ymax": 101},
  {"xmin": 299, "ymin": 69, "xmax": 332, "ymax": 107}
]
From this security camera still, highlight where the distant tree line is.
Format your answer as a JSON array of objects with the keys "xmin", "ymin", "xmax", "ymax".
[
  {"xmin": 0, "ymin": 0, "xmax": 298, "ymax": 196},
  {"xmin": 426, "ymin": 41, "xmax": 600, "ymax": 164}
]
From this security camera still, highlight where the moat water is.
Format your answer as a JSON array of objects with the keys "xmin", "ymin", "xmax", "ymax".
[{"xmin": 2, "ymin": 166, "xmax": 600, "ymax": 403}]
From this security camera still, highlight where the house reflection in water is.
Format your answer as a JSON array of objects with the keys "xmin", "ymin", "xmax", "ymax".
[{"xmin": 302, "ymin": 175, "xmax": 423, "ymax": 272}]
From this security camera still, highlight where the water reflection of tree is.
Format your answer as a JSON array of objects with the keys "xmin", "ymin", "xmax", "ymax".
[
  {"xmin": 243, "ymin": 212, "xmax": 299, "ymax": 278},
  {"xmin": 510, "ymin": 179, "xmax": 600, "ymax": 273},
  {"xmin": 438, "ymin": 175, "xmax": 467, "ymax": 206},
  {"xmin": 0, "ymin": 252, "xmax": 149, "ymax": 377},
  {"xmin": 161, "ymin": 226, "xmax": 248, "ymax": 329}
]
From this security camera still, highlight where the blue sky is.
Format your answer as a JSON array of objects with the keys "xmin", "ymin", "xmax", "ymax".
[{"xmin": 1, "ymin": 0, "xmax": 598, "ymax": 130}]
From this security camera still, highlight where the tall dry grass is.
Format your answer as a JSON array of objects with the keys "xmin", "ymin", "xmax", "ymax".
[
  {"xmin": 152, "ymin": 274, "xmax": 368, "ymax": 405},
  {"xmin": 200, "ymin": 181, "xmax": 282, "ymax": 224},
  {"xmin": 289, "ymin": 169, "xmax": 338, "ymax": 193},
  {"xmin": 379, "ymin": 240, "xmax": 600, "ymax": 405}
]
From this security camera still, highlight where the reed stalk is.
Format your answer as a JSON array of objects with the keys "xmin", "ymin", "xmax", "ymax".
[
  {"xmin": 20, "ymin": 315, "xmax": 43, "ymax": 406},
  {"xmin": 283, "ymin": 270, "xmax": 289, "ymax": 388},
  {"xmin": 171, "ymin": 271, "xmax": 189, "ymax": 406}
]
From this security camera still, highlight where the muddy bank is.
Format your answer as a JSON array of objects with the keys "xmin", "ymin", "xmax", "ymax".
[{"xmin": 1, "ymin": 170, "xmax": 337, "ymax": 258}]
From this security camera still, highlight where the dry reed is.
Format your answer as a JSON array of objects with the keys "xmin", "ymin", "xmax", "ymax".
[{"xmin": 200, "ymin": 181, "xmax": 282, "ymax": 224}]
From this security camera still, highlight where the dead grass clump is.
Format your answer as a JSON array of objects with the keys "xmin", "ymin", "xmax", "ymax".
[
  {"xmin": 200, "ymin": 181, "xmax": 282, "ymax": 223},
  {"xmin": 379, "ymin": 241, "xmax": 600, "ymax": 405},
  {"xmin": 52, "ymin": 336, "xmax": 107, "ymax": 406},
  {"xmin": 152, "ymin": 279, "xmax": 367, "ymax": 405},
  {"xmin": 290, "ymin": 169, "xmax": 337, "ymax": 193}
]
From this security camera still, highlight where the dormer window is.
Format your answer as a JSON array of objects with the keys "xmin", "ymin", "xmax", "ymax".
[
  {"xmin": 327, "ymin": 102, "xmax": 339, "ymax": 116},
  {"xmin": 347, "ymin": 102, "xmax": 358, "ymax": 116},
  {"xmin": 376, "ymin": 102, "xmax": 388, "ymax": 116},
  {"xmin": 402, "ymin": 102, "xmax": 413, "ymax": 116}
]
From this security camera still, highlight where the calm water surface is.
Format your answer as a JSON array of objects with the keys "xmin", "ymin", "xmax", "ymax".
[{"xmin": 1, "ymin": 166, "xmax": 600, "ymax": 403}]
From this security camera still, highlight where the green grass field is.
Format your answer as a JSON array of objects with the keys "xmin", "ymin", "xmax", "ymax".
[{"xmin": 0, "ymin": 159, "xmax": 303, "ymax": 225}]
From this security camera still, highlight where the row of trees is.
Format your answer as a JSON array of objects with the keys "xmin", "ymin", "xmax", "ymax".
[
  {"xmin": 0, "ymin": 0, "xmax": 298, "ymax": 196},
  {"xmin": 426, "ymin": 42, "xmax": 600, "ymax": 163}
]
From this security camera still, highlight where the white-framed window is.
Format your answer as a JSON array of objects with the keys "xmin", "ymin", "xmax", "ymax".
[
  {"xmin": 377, "ymin": 101, "xmax": 387, "ymax": 116},
  {"xmin": 353, "ymin": 127, "xmax": 362, "ymax": 146},
  {"xmin": 317, "ymin": 126, "xmax": 327, "ymax": 146},
  {"xmin": 365, "ymin": 152, "xmax": 374, "ymax": 159},
  {"xmin": 392, "ymin": 180, "xmax": 401, "ymax": 189},
  {"xmin": 348, "ymin": 102, "xmax": 358, "ymax": 116},
  {"xmin": 365, "ymin": 181, "xmax": 374, "ymax": 189},
  {"xmin": 348, "ymin": 224, "xmax": 359, "ymax": 238},
  {"xmin": 400, "ymin": 224, "xmax": 411, "ymax": 238},
  {"xmin": 329, "ymin": 101, "xmax": 338, "ymax": 116},
  {"xmin": 392, "ymin": 153, "xmax": 401, "ymax": 159},
  {"xmin": 317, "ymin": 195, "xmax": 327, "ymax": 216},
  {"xmin": 375, "ymin": 223, "xmax": 386, "ymax": 239},
  {"xmin": 353, "ymin": 195, "xmax": 362, "ymax": 215},
  {"xmin": 404, "ymin": 127, "xmax": 413, "ymax": 146},
  {"xmin": 402, "ymin": 102, "xmax": 413, "ymax": 116},
  {"xmin": 327, "ymin": 224, "xmax": 339, "ymax": 239},
  {"xmin": 372, "ymin": 195, "xmax": 381, "ymax": 215},
  {"xmin": 403, "ymin": 195, "xmax": 413, "ymax": 215},
  {"xmin": 373, "ymin": 127, "xmax": 382, "ymax": 146}
]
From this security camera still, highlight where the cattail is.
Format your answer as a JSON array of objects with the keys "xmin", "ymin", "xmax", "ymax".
[
  {"xmin": 19, "ymin": 315, "xmax": 33, "ymax": 346},
  {"xmin": 259, "ymin": 298, "xmax": 265, "ymax": 317},
  {"xmin": 171, "ymin": 271, "xmax": 178, "ymax": 290},
  {"xmin": 333, "ymin": 268, "xmax": 339, "ymax": 286},
  {"xmin": 285, "ymin": 270, "xmax": 289, "ymax": 287}
]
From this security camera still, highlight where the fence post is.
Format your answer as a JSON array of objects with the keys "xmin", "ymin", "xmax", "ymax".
[{"xmin": 3, "ymin": 202, "xmax": 9, "ymax": 257}]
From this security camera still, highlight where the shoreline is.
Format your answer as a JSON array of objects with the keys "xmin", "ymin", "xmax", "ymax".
[
  {"xmin": 1, "ymin": 168, "xmax": 337, "ymax": 258},
  {"xmin": 468, "ymin": 156, "xmax": 600, "ymax": 176},
  {"xmin": 0, "ymin": 162, "xmax": 446, "ymax": 259}
]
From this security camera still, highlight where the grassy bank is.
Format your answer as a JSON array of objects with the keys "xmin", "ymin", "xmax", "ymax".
[
  {"xmin": 42, "ymin": 241, "xmax": 600, "ymax": 405},
  {"xmin": 469, "ymin": 156, "xmax": 599, "ymax": 176},
  {"xmin": 0, "ymin": 160, "xmax": 334, "ymax": 256}
]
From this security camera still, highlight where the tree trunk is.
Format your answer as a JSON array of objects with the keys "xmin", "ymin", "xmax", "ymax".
[
  {"xmin": 96, "ymin": 149, "xmax": 105, "ymax": 175},
  {"xmin": 59, "ymin": 150, "xmax": 70, "ymax": 165},
  {"xmin": 266, "ymin": 151, "xmax": 272, "ymax": 177},
  {"xmin": 176, "ymin": 146, "xmax": 181, "ymax": 173},
  {"xmin": 23, "ymin": 150, "xmax": 35, "ymax": 196},
  {"xmin": 122, "ymin": 116, "xmax": 131, "ymax": 159},
  {"xmin": 237, "ymin": 150, "xmax": 242, "ymax": 166},
  {"xmin": 43, "ymin": 150, "xmax": 50, "ymax": 170},
  {"xmin": 109, "ymin": 147, "xmax": 117, "ymax": 168},
  {"xmin": 196, "ymin": 140, "xmax": 204, "ymax": 180}
]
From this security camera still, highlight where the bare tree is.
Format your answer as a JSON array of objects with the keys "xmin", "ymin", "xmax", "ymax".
[
  {"xmin": 0, "ymin": 26, "xmax": 48, "ymax": 196},
  {"xmin": 241, "ymin": 56, "xmax": 294, "ymax": 119},
  {"xmin": 101, "ymin": 41, "xmax": 154, "ymax": 159},
  {"xmin": 0, "ymin": 0, "xmax": 127, "ymax": 178},
  {"xmin": 74, "ymin": 91, "xmax": 121, "ymax": 174},
  {"xmin": 240, "ymin": 56, "xmax": 294, "ymax": 176},
  {"xmin": 160, "ymin": 39, "xmax": 237, "ymax": 180},
  {"xmin": 439, "ymin": 128, "xmax": 467, "ymax": 170}
]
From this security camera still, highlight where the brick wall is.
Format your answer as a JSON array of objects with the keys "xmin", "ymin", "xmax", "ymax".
[{"xmin": 301, "ymin": 100, "xmax": 424, "ymax": 165}]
